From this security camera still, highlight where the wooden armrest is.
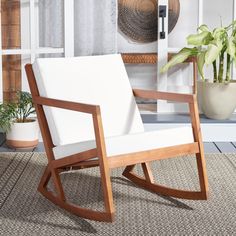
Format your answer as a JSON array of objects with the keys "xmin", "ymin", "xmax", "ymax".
[
  {"xmin": 33, "ymin": 96, "xmax": 99, "ymax": 115},
  {"xmin": 133, "ymin": 89, "xmax": 195, "ymax": 104}
]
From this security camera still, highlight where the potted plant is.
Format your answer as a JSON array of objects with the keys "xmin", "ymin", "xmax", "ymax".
[
  {"xmin": 0, "ymin": 91, "xmax": 39, "ymax": 149},
  {"xmin": 161, "ymin": 21, "xmax": 236, "ymax": 120}
]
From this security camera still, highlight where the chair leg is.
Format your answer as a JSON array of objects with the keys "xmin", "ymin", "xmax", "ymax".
[
  {"xmin": 38, "ymin": 165, "xmax": 66, "ymax": 201},
  {"xmin": 123, "ymin": 163, "xmax": 154, "ymax": 183},
  {"xmin": 189, "ymin": 97, "xmax": 209, "ymax": 199},
  {"xmin": 141, "ymin": 163, "xmax": 154, "ymax": 183},
  {"xmin": 123, "ymin": 164, "xmax": 135, "ymax": 174},
  {"xmin": 51, "ymin": 169, "xmax": 66, "ymax": 201},
  {"xmin": 38, "ymin": 165, "xmax": 51, "ymax": 191},
  {"xmin": 98, "ymin": 162, "xmax": 115, "ymax": 219},
  {"xmin": 196, "ymin": 152, "xmax": 209, "ymax": 199},
  {"xmin": 92, "ymin": 105, "xmax": 115, "ymax": 220}
]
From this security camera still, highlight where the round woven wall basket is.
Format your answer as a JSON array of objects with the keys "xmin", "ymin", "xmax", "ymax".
[{"xmin": 118, "ymin": 0, "xmax": 180, "ymax": 43}]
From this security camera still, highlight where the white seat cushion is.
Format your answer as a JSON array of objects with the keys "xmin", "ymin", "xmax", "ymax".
[
  {"xmin": 53, "ymin": 127, "xmax": 194, "ymax": 160},
  {"xmin": 32, "ymin": 54, "xmax": 144, "ymax": 146}
]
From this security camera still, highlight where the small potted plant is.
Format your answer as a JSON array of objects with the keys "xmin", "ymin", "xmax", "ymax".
[
  {"xmin": 162, "ymin": 21, "xmax": 236, "ymax": 120},
  {"xmin": 0, "ymin": 91, "xmax": 39, "ymax": 149}
]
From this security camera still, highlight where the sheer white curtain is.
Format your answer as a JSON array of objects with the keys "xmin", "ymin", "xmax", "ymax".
[
  {"xmin": 39, "ymin": 0, "xmax": 64, "ymax": 48},
  {"xmin": 74, "ymin": 0, "xmax": 117, "ymax": 55},
  {"xmin": 39, "ymin": 0, "xmax": 117, "ymax": 55}
]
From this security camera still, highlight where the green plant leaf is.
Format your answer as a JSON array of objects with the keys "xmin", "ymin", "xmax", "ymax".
[
  {"xmin": 162, "ymin": 21, "xmax": 236, "ymax": 81},
  {"xmin": 225, "ymin": 20, "xmax": 236, "ymax": 31},
  {"xmin": 0, "ymin": 103, "xmax": 16, "ymax": 132},
  {"xmin": 197, "ymin": 51, "xmax": 206, "ymax": 80},
  {"xmin": 205, "ymin": 40, "xmax": 223, "ymax": 65},
  {"xmin": 0, "ymin": 91, "xmax": 35, "ymax": 131},
  {"xmin": 198, "ymin": 24, "xmax": 209, "ymax": 32},
  {"xmin": 227, "ymin": 36, "xmax": 236, "ymax": 60},
  {"xmin": 161, "ymin": 48, "xmax": 198, "ymax": 73},
  {"xmin": 187, "ymin": 31, "xmax": 213, "ymax": 46},
  {"xmin": 212, "ymin": 27, "xmax": 226, "ymax": 39}
]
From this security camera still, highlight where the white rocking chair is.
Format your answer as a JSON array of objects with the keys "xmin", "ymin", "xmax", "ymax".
[{"xmin": 25, "ymin": 54, "xmax": 208, "ymax": 222}]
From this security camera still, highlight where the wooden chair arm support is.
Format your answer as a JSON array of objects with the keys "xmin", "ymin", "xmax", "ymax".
[
  {"xmin": 133, "ymin": 89, "xmax": 195, "ymax": 104},
  {"xmin": 132, "ymin": 89, "xmax": 202, "ymax": 150},
  {"xmin": 33, "ymin": 96, "xmax": 100, "ymax": 115},
  {"xmin": 33, "ymin": 96, "xmax": 107, "ymax": 155}
]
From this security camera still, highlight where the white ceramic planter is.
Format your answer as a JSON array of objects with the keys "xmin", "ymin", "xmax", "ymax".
[
  {"xmin": 6, "ymin": 119, "xmax": 39, "ymax": 149},
  {"xmin": 197, "ymin": 80, "xmax": 236, "ymax": 120}
]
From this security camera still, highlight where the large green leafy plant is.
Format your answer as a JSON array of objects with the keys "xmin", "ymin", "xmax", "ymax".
[
  {"xmin": 0, "ymin": 91, "xmax": 36, "ymax": 132},
  {"xmin": 162, "ymin": 21, "xmax": 236, "ymax": 83}
]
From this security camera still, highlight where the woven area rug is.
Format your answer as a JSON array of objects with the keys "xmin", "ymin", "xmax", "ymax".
[{"xmin": 0, "ymin": 152, "xmax": 236, "ymax": 235}]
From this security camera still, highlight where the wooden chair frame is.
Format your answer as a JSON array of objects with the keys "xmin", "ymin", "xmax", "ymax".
[{"xmin": 25, "ymin": 61, "xmax": 208, "ymax": 222}]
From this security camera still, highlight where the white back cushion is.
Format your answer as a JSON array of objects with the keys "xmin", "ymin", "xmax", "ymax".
[{"xmin": 32, "ymin": 54, "xmax": 144, "ymax": 146}]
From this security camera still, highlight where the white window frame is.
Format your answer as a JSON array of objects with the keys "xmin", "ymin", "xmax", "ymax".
[{"xmin": 0, "ymin": 0, "xmax": 75, "ymax": 102}]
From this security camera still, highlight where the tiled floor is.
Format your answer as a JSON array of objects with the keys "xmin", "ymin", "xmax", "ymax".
[{"xmin": 0, "ymin": 133, "xmax": 236, "ymax": 153}]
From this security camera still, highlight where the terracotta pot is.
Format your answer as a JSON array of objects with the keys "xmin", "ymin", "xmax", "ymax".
[
  {"xmin": 6, "ymin": 119, "xmax": 39, "ymax": 149},
  {"xmin": 197, "ymin": 80, "xmax": 236, "ymax": 120}
]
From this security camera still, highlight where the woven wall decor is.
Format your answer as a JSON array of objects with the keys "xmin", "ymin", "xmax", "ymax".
[{"xmin": 118, "ymin": 0, "xmax": 180, "ymax": 43}]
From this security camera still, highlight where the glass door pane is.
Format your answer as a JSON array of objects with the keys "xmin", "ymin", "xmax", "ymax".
[
  {"xmin": 38, "ymin": 0, "xmax": 64, "ymax": 49},
  {"xmin": 169, "ymin": 0, "xmax": 199, "ymax": 49}
]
